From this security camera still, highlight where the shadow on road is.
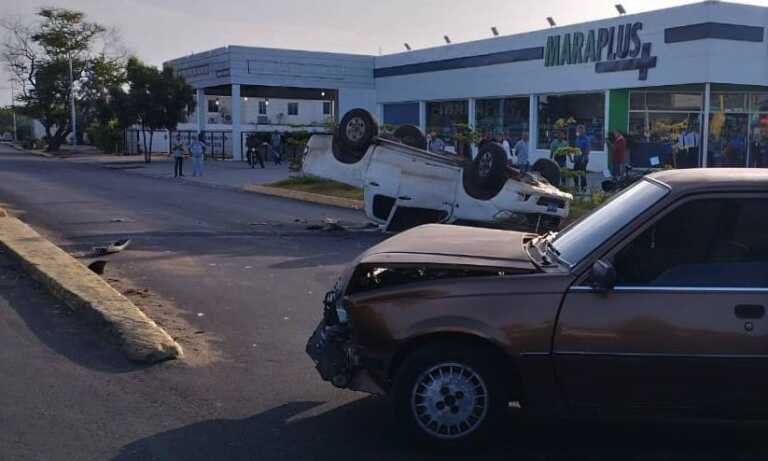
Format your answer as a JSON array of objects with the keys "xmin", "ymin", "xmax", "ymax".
[
  {"xmin": 0, "ymin": 252, "xmax": 142, "ymax": 374},
  {"xmin": 113, "ymin": 395, "xmax": 768, "ymax": 461}
]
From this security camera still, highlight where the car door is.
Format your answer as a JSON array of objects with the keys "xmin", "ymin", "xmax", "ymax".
[
  {"xmin": 384, "ymin": 155, "xmax": 460, "ymax": 231},
  {"xmin": 554, "ymin": 194, "xmax": 768, "ymax": 419}
]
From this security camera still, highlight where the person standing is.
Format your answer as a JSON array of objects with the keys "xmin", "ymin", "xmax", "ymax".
[
  {"xmin": 501, "ymin": 132, "xmax": 513, "ymax": 164},
  {"xmin": 513, "ymin": 131, "xmax": 530, "ymax": 172},
  {"xmin": 246, "ymin": 134, "xmax": 265, "ymax": 169},
  {"xmin": 549, "ymin": 130, "xmax": 567, "ymax": 168},
  {"xmin": 574, "ymin": 125, "xmax": 590, "ymax": 191},
  {"xmin": 271, "ymin": 131, "xmax": 283, "ymax": 165},
  {"xmin": 172, "ymin": 135, "xmax": 186, "ymax": 178},
  {"xmin": 607, "ymin": 130, "xmax": 627, "ymax": 177},
  {"xmin": 188, "ymin": 134, "xmax": 207, "ymax": 177},
  {"xmin": 428, "ymin": 131, "xmax": 446, "ymax": 153}
]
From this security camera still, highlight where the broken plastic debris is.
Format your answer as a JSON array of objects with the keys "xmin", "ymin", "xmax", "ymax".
[{"xmin": 197, "ymin": 312, "xmax": 205, "ymax": 317}]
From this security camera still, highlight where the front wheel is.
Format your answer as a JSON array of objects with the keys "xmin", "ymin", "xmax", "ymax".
[{"xmin": 393, "ymin": 343, "xmax": 509, "ymax": 448}]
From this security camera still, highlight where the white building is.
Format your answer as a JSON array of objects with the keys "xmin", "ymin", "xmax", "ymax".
[{"xmin": 165, "ymin": 0, "xmax": 768, "ymax": 171}]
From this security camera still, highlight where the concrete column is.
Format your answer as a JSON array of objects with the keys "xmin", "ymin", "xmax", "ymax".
[
  {"xmin": 468, "ymin": 98, "xmax": 476, "ymax": 129},
  {"xmin": 418, "ymin": 101, "xmax": 427, "ymax": 134},
  {"xmin": 376, "ymin": 103, "xmax": 384, "ymax": 128},
  {"xmin": 231, "ymin": 84, "xmax": 242, "ymax": 161},
  {"xmin": 196, "ymin": 88, "xmax": 206, "ymax": 135},
  {"xmin": 528, "ymin": 94, "xmax": 537, "ymax": 152},
  {"xmin": 702, "ymin": 82, "xmax": 711, "ymax": 168},
  {"xmin": 468, "ymin": 98, "xmax": 477, "ymax": 158}
]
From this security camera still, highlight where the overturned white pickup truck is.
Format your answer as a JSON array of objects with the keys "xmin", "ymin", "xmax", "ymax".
[{"xmin": 303, "ymin": 109, "xmax": 572, "ymax": 232}]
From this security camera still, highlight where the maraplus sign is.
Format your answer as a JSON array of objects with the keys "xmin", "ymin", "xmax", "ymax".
[{"xmin": 545, "ymin": 22, "xmax": 657, "ymax": 80}]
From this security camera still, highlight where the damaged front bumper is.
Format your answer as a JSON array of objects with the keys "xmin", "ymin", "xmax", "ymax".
[{"xmin": 305, "ymin": 289, "xmax": 385, "ymax": 394}]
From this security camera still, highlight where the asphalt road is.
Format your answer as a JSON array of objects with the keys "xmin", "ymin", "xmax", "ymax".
[{"xmin": 0, "ymin": 143, "xmax": 766, "ymax": 461}]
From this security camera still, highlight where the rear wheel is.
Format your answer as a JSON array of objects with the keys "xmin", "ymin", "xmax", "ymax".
[
  {"xmin": 337, "ymin": 108, "xmax": 378, "ymax": 152},
  {"xmin": 393, "ymin": 342, "xmax": 509, "ymax": 448},
  {"xmin": 393, "ymin": 125, "xmax": 427, "ymax": 150},
  {"xmin": 531, "ymin": 158, "xmax": 561, "ymax": 186},
  {"xmin": 462, "ymin": 143, "xmax": 507, "ymax": 200}
]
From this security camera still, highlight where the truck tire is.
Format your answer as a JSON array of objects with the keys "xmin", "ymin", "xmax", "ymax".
[
  {"xmin": 462, "ymin": 143, "xmax": 507, "ymax": 200},
  {"xmin": 393, "ymin": 342, "xmax": 510, "ymax": 448},
  {"xmin": 337, "ymin": 108, "xmax": 378, "ymax": 153},
  {"xmin": 331, "ymin": 136, "xmax": 366, "ymax": 164},
  {"xmin": 531, "ymin": 158, "xmax": 561, "ymax": 186},
  {"xmin": 393, "ymin": 125, "xmax": 427, "ymax": 150}
]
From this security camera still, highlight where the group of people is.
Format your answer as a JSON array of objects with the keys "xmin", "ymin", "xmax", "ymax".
[
  {"xmin": 171, "ymin": 134, "xmax": 208, "ymax": 178},
  {"xmin": 245, "ymin": 131, "xmax": 283, "ymax": 169},
  {"xmin": 171, "ymin": 130, "xmax": 286, "ymax": 177}
]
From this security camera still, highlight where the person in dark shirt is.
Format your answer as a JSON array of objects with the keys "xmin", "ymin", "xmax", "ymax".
[{"xmin": 574, "ymin": 125, "xmax": 590, "ymax": 191}]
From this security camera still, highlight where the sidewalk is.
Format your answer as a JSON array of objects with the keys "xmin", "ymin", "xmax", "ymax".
[{"xmin": 63, "ymin": 153, "xmax": 292, "ymax": 188}]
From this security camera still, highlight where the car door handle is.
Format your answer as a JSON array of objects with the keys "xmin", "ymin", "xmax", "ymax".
[
  {"xmin": 735, "ymin": 304, "xmax": 765, "ymax": 319},
  {"xmin": 398, "ymin": 196, "xmax": 412, "ymax": 201}
]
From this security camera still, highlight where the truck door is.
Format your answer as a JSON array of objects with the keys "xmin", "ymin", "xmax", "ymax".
[{"xmin": 385, "ymin": 156, "xmax": 460, "ymax": 231}]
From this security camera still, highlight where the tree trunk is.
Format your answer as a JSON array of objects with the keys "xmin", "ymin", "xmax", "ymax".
[
  {"xmin": 147, "ymin": 131, "xmax": 154, "ymax": 163},
  {"xmin": 141, "ymin": 123, "xmax": 149, "ymax": 162}
]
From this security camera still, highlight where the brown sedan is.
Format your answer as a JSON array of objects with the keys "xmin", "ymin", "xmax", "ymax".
[{"xmin": 307, "ymin": 168, "xmax": 768, "ymax": 446}]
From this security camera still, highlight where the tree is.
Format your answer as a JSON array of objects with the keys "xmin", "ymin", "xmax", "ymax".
[
  {"xmin": 1, "ymin": 8, "xmax": 125, "ymax": 151},
  {"xmin": 115, "ymin": 57, "xmax": 194, "ymax": 162}
]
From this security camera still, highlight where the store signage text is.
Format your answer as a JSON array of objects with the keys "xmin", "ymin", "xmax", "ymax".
[{"xmin": 545, "ymin": 22, "xmax": 657, "ymax": 80}]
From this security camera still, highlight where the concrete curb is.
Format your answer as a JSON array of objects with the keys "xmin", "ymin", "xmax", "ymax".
[
  {"xmin": 7, "ymin": 143, "xmax": 55, "ymax": 158},
  {"xmin": 0, "ymin": 209, "xmax": 182, "ymax": 363},
  {"xmin": 244, "ymin": 185, "xmax": 364, "ymax": 210}
]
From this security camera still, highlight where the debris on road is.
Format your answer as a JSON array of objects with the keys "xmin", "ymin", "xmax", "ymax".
[{"xmin": 91, "ymin": 238, "xmax": 132, "ymax": 257}]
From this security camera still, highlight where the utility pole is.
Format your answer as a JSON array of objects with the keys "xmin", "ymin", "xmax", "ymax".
[
  {"xmin": 9, "ymin": 80, "xmax": 17, "ymax": 142},
  {"xmin": 68, "ymin": 54, "xmax": 77, "ymax": 146}
]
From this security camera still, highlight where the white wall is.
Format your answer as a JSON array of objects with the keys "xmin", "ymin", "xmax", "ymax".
[{"xmin": 374, "ymin": 2, "xmax": 768, "ymax": 102}]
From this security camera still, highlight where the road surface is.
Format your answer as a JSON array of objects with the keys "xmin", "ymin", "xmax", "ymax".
[{"xmin": 0, "ymin": 144, "xmax": 764, "ymax": 461}]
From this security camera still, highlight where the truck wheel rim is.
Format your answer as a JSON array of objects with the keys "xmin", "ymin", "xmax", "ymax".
[
  {"xmin": 411, "ymin": 362, "xmax": 488, "ymax": 440},
  {"xmin": 478, "ymin": 152, "xmax": 493, "ymax": 178},
  {"xmin": 345, "ymin": 117, "xmax": 367, "ymax": 142}
]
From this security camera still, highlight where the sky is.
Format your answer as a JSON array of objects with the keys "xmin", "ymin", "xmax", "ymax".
[{"xmin": 1, "ymin": 0, "xmax": 767, "ymax": 105}]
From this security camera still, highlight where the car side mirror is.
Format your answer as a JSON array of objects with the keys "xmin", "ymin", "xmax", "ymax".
[{"xmin": 590, "ymin": 260, "xmax": 617, "ymax": 293}]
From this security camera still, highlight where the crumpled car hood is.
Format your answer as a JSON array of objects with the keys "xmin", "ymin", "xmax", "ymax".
[{"xmin": 358, "ymin": 224, "xmax": 536, "ymax": 271}]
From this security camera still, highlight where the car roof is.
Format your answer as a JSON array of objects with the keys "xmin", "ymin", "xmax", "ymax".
[{"xmin": 648, "ymin": 168, "xmax": 768, "ymax": 194}]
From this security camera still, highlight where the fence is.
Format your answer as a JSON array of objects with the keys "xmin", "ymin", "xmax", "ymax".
[{"xmin": 125, "ymin": 129, "xmax": 233, "ymax": 160}]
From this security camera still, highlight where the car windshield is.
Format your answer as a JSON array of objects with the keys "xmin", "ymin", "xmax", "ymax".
[{"xmin": 550, "ymin": 179, "xmax": 669, "ymax": 267}]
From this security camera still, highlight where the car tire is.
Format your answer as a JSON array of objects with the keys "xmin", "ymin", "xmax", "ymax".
[
  {"xmin": 331, "ymin": 136, "xmax": 366, "ymax": 164},
  {"xmin": 462, "ymin": 143, "xmax": 507, "ymax": 200},
  {"xmin": 393, "ymin": 342, "xmax": 510, "ymax": 448},
  {"xmin": 531, "ymin": 158, "xmax": 561, "ymax": 186},
  {"xmin": 392, "ymin": 125, "xmax": 427, "ymax": 150},
  {"xmin": 337, "ymin": 108, "xmax": 378, "ymax": 153}
]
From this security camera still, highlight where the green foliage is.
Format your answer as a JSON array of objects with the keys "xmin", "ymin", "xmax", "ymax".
[
  {"xmin": 86, "ymin": 120, "xmax": 122, "ymax": 154},
  {"xmin": 269, "ymin": 175, "xmax": 363, "ymax": 201},
  {"xmin": 110, "ymin": 57, "xmax": 195, "ymax": 161},
  {"xmin": 554, "ymin": 146, "xmax": 581, "ymax": 158},
  {"xmin": 3, "ymin": 7, "xmax": 119, "ymax": 151}
]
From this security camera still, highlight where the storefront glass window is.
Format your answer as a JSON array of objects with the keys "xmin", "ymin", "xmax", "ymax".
[
  {"xmin": 382, "ymin": 102, "xmax": 420, "ymax": 128},
  {"xmin": 426, "ymin": 100, "xmax": 468, "ymax": 151},
  {"xmin": 628, "ymin": 89, "xmax": 704, "ymax": 168},
  {"xmin": 749, "ymin": 113, "xmax": 768, "ymax": 167},
  {"xmin": 708, "ymin": 92, "xmax": 748, "ymax": 167},
  {"xmin": 537, "ymin": 93, "xmax": 605, "ymax": 151},
  {"xmin": 475, "ymin": 97, "xmax": 529, "ymax": 143}
]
